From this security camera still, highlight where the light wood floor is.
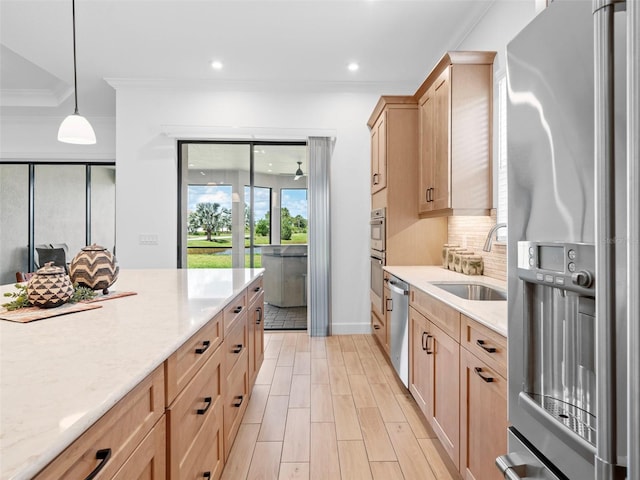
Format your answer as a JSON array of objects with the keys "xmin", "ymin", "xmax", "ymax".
[{"xmin": 221, "ymin": 332, "xmax": 461, "ymax": 480}]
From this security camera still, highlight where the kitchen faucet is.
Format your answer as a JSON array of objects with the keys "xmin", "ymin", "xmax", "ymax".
[{"xmin": 483, "ymin": 223, "xmax": 507, "ymax": 252}]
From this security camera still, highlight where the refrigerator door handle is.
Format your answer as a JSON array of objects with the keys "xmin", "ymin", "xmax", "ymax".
[
  {"xmin": 593, "ymin": 1, "xmax": 624, "ymax": 478},
  {"xmin": 627, "ymin": 0, "xmax": 640, "ymax": 479}
]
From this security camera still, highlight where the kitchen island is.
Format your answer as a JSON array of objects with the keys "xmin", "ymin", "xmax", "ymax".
[{"xmin": 0, "ymin": 268, "xmax": 264, "ymax": 480}]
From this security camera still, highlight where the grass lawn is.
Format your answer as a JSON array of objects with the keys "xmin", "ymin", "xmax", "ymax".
[
  {"xmin": 188, "ymin": 254, "xmax": 262, "ymax": 268},
  {"xmin": 187, "ymin": 232, "xmax": 307, "ymax": 247}
]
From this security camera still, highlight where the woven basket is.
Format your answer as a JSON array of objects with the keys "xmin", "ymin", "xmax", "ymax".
[
  {"xmin": 27, "ymin": 262, "xmax": 74, "ymax": 308},
  {"xmin": 69, "ymin": 244, "xmax": 119, "ymax": 294}
]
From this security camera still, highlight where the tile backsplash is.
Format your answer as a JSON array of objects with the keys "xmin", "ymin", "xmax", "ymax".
[{"xmin": 447, "ymin": 211, "xmax": 507, "ymax": 282}]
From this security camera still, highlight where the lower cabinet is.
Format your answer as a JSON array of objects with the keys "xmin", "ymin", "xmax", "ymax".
[
  {"xmin": 33, "ymin": 274, "xmax": 265, "ymax": 480},
  {"xmin": 34, "ymin": 366, "xmax": 166, "ymax": 480},
  {"xmin": 408, "ymin": 286, "xmax": 506, "ymax": 478},
  {"xmin": 409, "ymin": 306, "xmax": 459, "ymax": 469},
  {"xmin": 459, "ymin": 347, "xmax": 507, "ymax": 480},
  {"xmin": 371, "ymin": 308, "xmax": 387, "ymax": 354},
  {"xmin": 167, "ymin": 344, "xmax": 224, "ymax": 480}
]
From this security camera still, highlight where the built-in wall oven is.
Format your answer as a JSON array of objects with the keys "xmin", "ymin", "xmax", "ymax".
[{"xmin": 370, "ymin": 208, "xmax": 386, "ymax": 314}]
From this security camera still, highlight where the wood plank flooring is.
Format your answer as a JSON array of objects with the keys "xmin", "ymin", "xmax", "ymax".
[{"xmin": 221, "ymin": 332, "xmax": 461, "ymax": 480}]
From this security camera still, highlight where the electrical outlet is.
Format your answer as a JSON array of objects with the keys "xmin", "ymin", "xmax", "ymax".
[{"xmin": 139, "ymin": 234, "xmax": 158, "ymax": 245}]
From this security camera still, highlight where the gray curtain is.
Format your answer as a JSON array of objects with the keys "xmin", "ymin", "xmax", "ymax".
[{"xmin": 307, "ymin": 137, "xmax": 333, "ymax": 336}]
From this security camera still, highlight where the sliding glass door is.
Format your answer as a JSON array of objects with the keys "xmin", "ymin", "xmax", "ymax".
[{"xmin": 178, "ymin": 141, "xmax": 309, "ymax": 330}]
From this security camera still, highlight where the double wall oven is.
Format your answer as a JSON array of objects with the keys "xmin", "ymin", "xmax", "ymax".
[{"xmin": 370, "ymin": 208, "xmax": 386, "ymax": 314}]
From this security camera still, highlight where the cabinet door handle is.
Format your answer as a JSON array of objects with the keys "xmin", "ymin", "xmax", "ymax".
[
  {"xmin": 373, "ymin": 324, "xmax": 381, "ymax": 330},
  {"xmin": 474, "ymin": 367, "xmax": 494, "ymax": 383},
  {"xmin": 421, "ymin": 332, "xmax": 428, "ymax": 351},
  {"xmin": 476, "ymin": 339, "xmax": 497, "ymax": 353},
  {"xmin": 195, "ymin": 340, "xmax": 211, "ymax": 355},
  {"xmin": 373, "ymin": 173, "xmax": 379, "ymax": 185},
  {"xmin": 386, "ymin": 298, "xmax": 393, "ymax": 312},
  {"xmin": 233, "ymin": 395, "xmax": 244, "ymax": 407},
  {"xmin": 425, "ymin": 334, "xmax": 434, "ymax": 354},
  {"xmin": 232, "ymin": 344, "xmax": 243, "ymax": 354},
  {"xmin": 84, "ymin": 448, "xmax": 112, "ymax": 480},
  {"xmin": 256, "ymin": 307, "xmax": 262, "ymax": 324},
  {"xmin": 233, "ymin": 306, "xmax": 243, "ymax": 314},
  {"xmin": 203, "ymin": 473, "xmax": 212, "ymax": 479},
  {"xmin": 197, "ymin": 396, "xmax": 213, "ymax": 415}
]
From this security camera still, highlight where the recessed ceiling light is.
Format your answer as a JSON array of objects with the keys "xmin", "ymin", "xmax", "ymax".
[
  {"xmin": 211, "ymin": 60, "xmax": 223, "ymax": 70},
  {"xmin": 347, "ymin": 62, "xmax": 359, "ymax": 72}
]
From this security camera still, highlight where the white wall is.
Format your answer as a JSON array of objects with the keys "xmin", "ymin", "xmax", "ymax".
[{"xmin": 112, "ymin": 85, "xmax": 382, "ymax": 334}]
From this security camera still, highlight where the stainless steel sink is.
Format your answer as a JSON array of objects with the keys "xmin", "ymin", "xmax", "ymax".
[{"xmin": 432, "ymin": 283, "xmax": 507, "ymax": 301}]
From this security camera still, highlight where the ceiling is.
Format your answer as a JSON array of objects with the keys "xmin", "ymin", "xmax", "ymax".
[{"xmin": 0, "ymin": 0, "xmax": 496, "ymax": 118}]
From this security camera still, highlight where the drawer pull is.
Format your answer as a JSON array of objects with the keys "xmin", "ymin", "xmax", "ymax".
[
  {"xmin": 233, "ymin": 395, "xmax": 244, "ymax": 407},
  {"xmin": 233, "ymin": 306, "xmax": 243, "ymax": 314},
  {"xmin": 85, "ymin": 448, "xmax": 112, "ymax": 480},
  {"xmin": 421, "ymin": 332, "xmax": 428, "ymax": 351},
  {"xmin": 232, "ymin": 344, "xmax": 243, "ymax": 354},
  {"xmin": 373, "ymin": 173, "xmax": 379, "ymax": 185},
  {"xmin": 476, "ymin": 339, "xmax": 497, "ymax": 353},
  {"xmin": 386, "ymin": 298, "xmax": 393, "ymax": 312},
  {"xmin": 373, "ymin": 324, "xmax": 381, "ymax": 330},
  {"xmin": 203, "ymin": 473, "xmax": 212, "ymax": 479},
  {"xmin": 254, "ymin": 286, "xmax": 261, "ymax": 292},
  {"xmin": 256, "ymin": 307, "xmax": 262, "ymax": 324},
  {"xmin": 474, "ymin": 367, "xmax": 494, "ymax": 383},
  {"xmin": 197, "ymin": 396, "xmax": 213, "ymax": 415},
  {"xmin": 425, "ymin": 334, "xmax": 434, "ymax": 354},
  {"xmin": 195, "ymin": 340, "xmax": 211, "ymax": 355}
]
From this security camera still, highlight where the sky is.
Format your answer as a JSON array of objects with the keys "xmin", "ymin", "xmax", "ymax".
[{"xmin": 188, "ymin": 185, "xmax": 307, "ymax": 220}]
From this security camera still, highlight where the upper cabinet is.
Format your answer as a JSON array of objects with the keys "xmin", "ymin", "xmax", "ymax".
[
  {"xmin": 370, "ymin": 111, "xmax": 387, "ymax": 194},
  {"xmin": 415, "ymin": 51, "xmax": 496, "ymax": 217}
]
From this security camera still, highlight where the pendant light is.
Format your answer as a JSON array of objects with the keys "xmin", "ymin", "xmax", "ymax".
[
  {"xmin": 294, "ymin": 161, "xmax": 304, "ymax": 180},
  {"xmin": 58, "ymin": 0, "xmax": 96, "ymax": 145}
]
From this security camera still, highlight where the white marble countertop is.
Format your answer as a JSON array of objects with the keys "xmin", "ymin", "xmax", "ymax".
[
  {"xmin": 0, "ymin": 268, "xmax": 264, "ymax": 480},
  {"xmin": 384, "ymin": 266, "xmax": 507, "ymax": 337}
]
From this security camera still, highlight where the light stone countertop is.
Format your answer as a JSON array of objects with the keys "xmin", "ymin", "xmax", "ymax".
[
  {"xmin": 383, "ymin": 266, "xmax": 508, "ymax": 337},
  {"xmin": 0, "ymin": 268, "xmax": 264, "ymax": 480}
]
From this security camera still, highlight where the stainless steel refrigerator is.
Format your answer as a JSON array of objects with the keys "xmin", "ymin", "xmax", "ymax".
[{"xmin": 497, "ymin": 1, "xmax": 639, "ymax": 479}]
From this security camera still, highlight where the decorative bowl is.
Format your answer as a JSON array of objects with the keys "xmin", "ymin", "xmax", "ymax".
[
  {"xmin": 27, "ymin": 262, "xmax": 74, "ymax": 308},
  {"xmin": 69, "ymin": 244, "xmax": 119, "ymax": 294}
]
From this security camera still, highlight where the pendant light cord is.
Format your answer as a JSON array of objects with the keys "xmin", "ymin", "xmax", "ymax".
[{"xmin": 71, "ymin": 0, "xmax": 79, "ymax": 115}]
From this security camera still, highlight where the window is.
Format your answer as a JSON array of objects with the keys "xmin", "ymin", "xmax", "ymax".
[
  {"xmin": 246, "ymin": 185, "xmax": 272, "ymax": 245},
  {"xmin": 280, "ymin": 188, "xmax": 308, "ymax": 244},
  {"xmin": 496, "ymin": 73, "xmax": 508, "ymax": 241}
]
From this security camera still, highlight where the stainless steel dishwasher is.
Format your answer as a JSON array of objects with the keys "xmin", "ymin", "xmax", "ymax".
[{"xmin": 387, "ymin": 275, "xmax": 409, "ymax": 388}]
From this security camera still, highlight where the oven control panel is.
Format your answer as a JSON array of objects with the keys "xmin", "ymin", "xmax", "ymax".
[{"xmin": 517, "ymin": 241, "xmax": 595, "ymax": 295}]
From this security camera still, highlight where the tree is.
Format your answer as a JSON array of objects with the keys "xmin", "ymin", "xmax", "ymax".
[
  {"xmin": 281, "ymin": 207, "xmax": 293, "ymax": 240},
  {"xmin": 187, "ymin": 211, "xmax": 200, "ymax": 235},
  {"xmin": 194, "ymin": 202, "xmax": 222, "ymax": 241},
  {"xmin": 256, "ymin": 212, "xmax": 270, "ymax": 237},
  {"xmin": 293, "ymin": 215, "xmax": 307, "ymax": 231}
]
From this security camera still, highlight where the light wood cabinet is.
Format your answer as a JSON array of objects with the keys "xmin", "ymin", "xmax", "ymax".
[
  {"xmin": 408, "ymin": 304, "xmax": 460, "ymax": 469},
  {"xmin": 34, "ymin": 366, "xmax": 165, "ymax": 480},
  {"xmin": 459, "ymin": 346, "xmax": 507, "ymax": 480},
  {"xmin": 416, "ymin": 51, "xmax": 496, "ymax": 218},
  {"xmin": 370, "ymin": 111, "xmax": 387, "ymax": 194},
  {"xmin": 371, "ymin": 308, "xmax": 387, "ymax": 355},
  {"xmin": 34, "ymin": 274, "xmax": 264, "ymax": 480},
  {"xmin": 167, "ymin": 344, "xmax": 224, "ymax": 480},
  {"xmin": 408, "ymin": 284, "xmax": 507, "ymax": 479}
]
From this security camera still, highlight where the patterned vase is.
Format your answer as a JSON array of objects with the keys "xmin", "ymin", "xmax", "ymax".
[
  {"xmin": 27, "ymin": 262, "xmax": 74, "ymax": 308},
  {"xmin": 69, "ymin": 244, "xmax": 119, "ymax": 294}
]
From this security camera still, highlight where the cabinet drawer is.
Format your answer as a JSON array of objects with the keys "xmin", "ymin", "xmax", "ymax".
[
  {"xmin": 247, "ymin": 275, "xmax": 264, "ymax": 306},
  {"xmin": 180, "ymin": 400, "xmax": 224, "ymax": 480},
  {"xmin": 410, "ymin": 287, "xmax": 460, "ymax": 341},
  {"xmin": 34, "ymin": 365, "xmax": 165, "ymax": 480},
  {"xmin": 461, "ymin": 315, "xmax": 507, "ymax": 379},
  {"xmin": 224, "ymin": 291, "xmax": 247, "ymax": 335},
  {"xmin": 224, "ymin": 312, "xmax": 248, "ymax": 377},
  {"xmin": 224, "ymin": 349, "xmax": 249, "ymax": 460},
  {"xmin": 167, "ymin": 343, "xmax": 223, "ymax": 479},
  {"xmin": 165, "ymin": 312, "xmax": 222, "ymax": 405},
  {"xmin": 112, "ymin": 418, "xmax": 166, "ymax": 480}
]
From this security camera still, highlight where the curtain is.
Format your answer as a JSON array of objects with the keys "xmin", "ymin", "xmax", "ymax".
[{"xmin": 307, "ymin": 136, "xmax": 333, "ymax": 336}]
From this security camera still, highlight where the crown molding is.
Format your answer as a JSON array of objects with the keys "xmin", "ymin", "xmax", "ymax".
[{"xmin": 104, "ymin": 77, "xmax": 416, "ymax": 95}]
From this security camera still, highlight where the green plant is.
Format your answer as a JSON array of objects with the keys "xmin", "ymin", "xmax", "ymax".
[
  {"xmin": 70, "ymin": 284, "xmax": 97, "ymax": 303},
  {"xmin": 2, "ymin": 283, "xmax": 30, "ymax": 311},
  {"xmin": 1, "ymin": 282, "xmax": 98, "ymax": 311}
]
